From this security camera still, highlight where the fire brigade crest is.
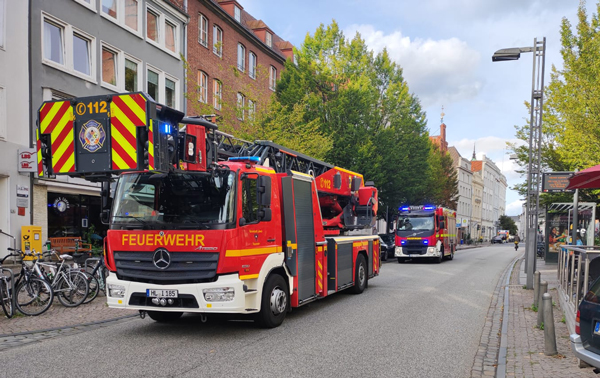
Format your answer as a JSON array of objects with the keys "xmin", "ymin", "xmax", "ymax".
[{"xmin": 79, "ymin": 120, "xmax": 106, "ymax": 153}]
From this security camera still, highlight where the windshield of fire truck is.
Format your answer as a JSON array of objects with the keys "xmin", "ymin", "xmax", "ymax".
[
  {"xmin": 111, "ymin": 170, "xmax": 236, "ymax": 230},
  {"xmin": 397, "ymin": 215, "xmax": 434, "ymax": 232}
]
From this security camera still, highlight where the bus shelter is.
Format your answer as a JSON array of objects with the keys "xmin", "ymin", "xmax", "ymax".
[{"xmin": 545, "ymin": 202, "xmax": 596, "ymax": 263}]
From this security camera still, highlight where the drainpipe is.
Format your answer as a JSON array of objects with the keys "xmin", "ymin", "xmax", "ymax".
[{"xmin": 183, "ymin": 0, "xmax": 188, "ymax": 115}]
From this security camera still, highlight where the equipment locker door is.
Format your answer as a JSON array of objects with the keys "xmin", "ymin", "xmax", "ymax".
[{"xmin": 281, "ymin": 176, "xmax": 316, "ymax": 303}]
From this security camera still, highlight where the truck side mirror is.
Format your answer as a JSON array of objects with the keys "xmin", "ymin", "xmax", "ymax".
[
  {"xmin": 334, "ymin": 172, "xmax": 342, "ymax": 189},
  {"xmin": 239, "ymin": 217, "xmax": 247, "ymax": 227},
  {"xmin": 258, "ymin": 176, "xmax": 271, "ymax": 206},
  {"xmin": 101, "ymin": 209, "xmax": 110, "ymax": 225},
  {"xmin": 351, "ymin": 177, "xmax": 361, "ymax": 192},
  {"xmin": 439, "ymin": 221, "xmax": 446, "ymax": 229}
]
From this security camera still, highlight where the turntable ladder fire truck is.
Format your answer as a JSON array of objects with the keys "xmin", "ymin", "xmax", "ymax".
[{"xmin": 36, "ymin": 92, "xmax": 380, "ymax": 327}]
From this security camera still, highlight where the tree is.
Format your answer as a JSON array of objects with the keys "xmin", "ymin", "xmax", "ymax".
[
  {"xmin": 274, "ymin": 21, "xmax": 435, "ymax": 217},
  {"xmin": 498, "ymin": 215, "xmax": 518, "ymax": 235}
]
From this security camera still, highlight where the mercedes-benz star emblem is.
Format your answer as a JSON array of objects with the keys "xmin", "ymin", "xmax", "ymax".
[{"xmin": 153, "ymin": 248, "xmax": 171, "ymax": 270}]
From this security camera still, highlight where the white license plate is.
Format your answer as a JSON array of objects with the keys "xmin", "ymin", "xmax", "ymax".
[{"xmin": 146, "ymin": 289, "xmax": 178, "ymax": 298}]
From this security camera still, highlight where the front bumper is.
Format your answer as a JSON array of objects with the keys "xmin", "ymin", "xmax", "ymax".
[
  {"xmin": 106, "ymin": 272, "xmax": 253, "ymax": 314},
  {"xmin": 570, "ymin": 334, "xmax": 600, "ymax": 368},
  {"xmin": 394, "ymin": 246, "xmax": 441, "ymax": 258}
]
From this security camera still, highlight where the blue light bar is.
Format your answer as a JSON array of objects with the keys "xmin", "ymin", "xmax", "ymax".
[
  {"xmin": 399, "ymin": 206, "xmax": 410, "ymax": 212},
  {"xmin": 423, "ymin": 205, "xmax": 435, "ymax": 211},
  {"xmin": 160, "ymin": 122, "xmax": 172, "ymax": 134},
  {"xmin": 229, "ymin": 156, "xmax": 261, "ymax": 163}
]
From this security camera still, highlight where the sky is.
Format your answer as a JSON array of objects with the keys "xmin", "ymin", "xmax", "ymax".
[{"xmin": 240, "ymin": 0, "xmax": 588, "ymax": 215}]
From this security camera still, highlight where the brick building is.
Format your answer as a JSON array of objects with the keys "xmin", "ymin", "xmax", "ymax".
[{"xmin": 185, "ymin": 0, "xmax": 294, "ymax": 125}]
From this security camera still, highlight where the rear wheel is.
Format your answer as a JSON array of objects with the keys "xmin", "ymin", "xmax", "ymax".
[
  {"xmin": 350, "ymin": 254, "xmax": 368, "ymax": 294},
  {"xmin": 57, "ymin": 272, "xmax": 88, "ymax": 307},
  {"xmin": 16, "ymin": 278, "xmax": 53, "ymax": 316},
  {"xmin": 147, "ymin": 311, "xmax": 184, "ymax": 322},
  {"xmin": 82, "ymin": 273, "xmax": 100, "ymax": 304},
  {"xmin": 255, "ymin": 274, "xmax": 288, "ymax": 328},
  {"xmin": 448, "ymin": 247, "xmax": 454, "ymax": 261},
  {"xmin": 0, "ymin": 278, "xmax": 14, "ymax": 318}
]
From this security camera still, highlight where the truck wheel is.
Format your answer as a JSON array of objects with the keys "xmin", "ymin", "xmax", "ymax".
[
  {"xmin": 448, "ymin": 247, "xmax": 454, "ymax": 261},
  {"xmin": 255, "ymin": 274, "xmax": 288, "ymax": 328},
  {"xmin": 437, "ymin": 249, "xmax": 443, "ymax": 264},
  {"xmin": 381, "ymin": 249, "xmax": 388, "ymax": 262},
  {"xmin": 350, "ymin": 254, "xmax": 368, "ymax": 294},
  {"xmin": 147, "ymin": 311, "xmax": 183, "ymax": 322}
]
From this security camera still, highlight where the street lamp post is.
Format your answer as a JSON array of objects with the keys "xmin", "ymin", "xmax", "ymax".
[{"xmin": 492, "ymin": 37, "xmax": 546, "ymax": 290}]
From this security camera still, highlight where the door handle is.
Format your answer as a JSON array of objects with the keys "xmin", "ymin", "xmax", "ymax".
[{"xmin": 267, "ymin": 238, "xmax": 276, "ymax": 242}]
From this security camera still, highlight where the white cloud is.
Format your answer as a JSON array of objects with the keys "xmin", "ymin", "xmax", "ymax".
[
  {"xmin": 506, "ymin": 199, "xmax": 524, "ymax": 216},
  {"xmin": 344, "ymin": 24, "xmax": 482, "ymax": 107}
]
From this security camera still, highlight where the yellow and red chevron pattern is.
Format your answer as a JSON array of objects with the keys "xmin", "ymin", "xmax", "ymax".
[
  {"xmin": 110, "ymin": 93, "xmax": 147, "ymax": 170},
  {"xmin": 148, "ymin": 120, "xmax": 155, "ymax": 170},
  {"xmin": 38, "ymin": 100, "xmax": 75, "ymax": 175}
]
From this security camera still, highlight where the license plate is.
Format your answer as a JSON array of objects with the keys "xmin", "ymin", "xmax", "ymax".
[
  {"xmin": 146, "ymin": 289, "xmax": 178, "ymax": 298},
  {"xmin": 595, "ymin": 322, "xmax": 600, "ymax": 335}
]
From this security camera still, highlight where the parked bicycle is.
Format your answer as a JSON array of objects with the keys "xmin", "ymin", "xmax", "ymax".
[
  {"xmin": 11, "ymin": 248, "xmax": 54, "ymax": 316},
  {"xmin": 34, "ymin": 250, "xmax": 89, "ymax": 307},
  {"xmin": 77, "ymin": 257, "xmax": 108, "ymax": 304},
  {"xmin": 0, "ymin": 252, "xmax": 20, "ymax": 318}
]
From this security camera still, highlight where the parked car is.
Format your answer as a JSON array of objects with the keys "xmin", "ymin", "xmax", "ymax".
[
  {"xmin": 378, "ymin": 233, "xmax": 396, "ymax": 261},
  {"xmin": 491, "ymin": 235, "xmax": 504, "ymax": 244},
  {"xmin": 571, "ymin": 276, "xmax": 600, "ymax": 369}
]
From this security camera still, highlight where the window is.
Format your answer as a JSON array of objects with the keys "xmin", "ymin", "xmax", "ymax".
[
  {"xmin": 165, "ymin": 21, "xmax": 176, "ymax": 52},
  {"xmin": 249, "ymin": 52, "xmax": 256, "ymax": 79},
  {"xmin": 165, "ymin": 78, "xmax": 175, "ymax": 108},
  {"xmin": 236, "ymin": 92, "xmax": 245, "ymax": 120},
  {"xmin": 73, "ymin": 34, "xmax": 91, "ymax": 75},
  {"xmin": 213, "ymin": 25, "xmax": 222, "ymax": 57},
  {"xmin": 234, "ymin": 6, "xmax": 241, "ymax": 22},
  {"xmin": 265, "ymin": 31, "xmax": 272, "ymax": 47},
  {"xmin": 102, "ymin": 47, "xmax": 117, "ymax": 86},
  {"xmin": 198, "ymin": 71, "xmax": 207, "ymax": 103},
  {"xmin": 102, "ymin": 0, "xmax": 117, "ymax": 18},
  {"xmin": 248, "ymin": 99, "xmax": 255, "ymax": 121},
  {"xmin": 44, "ymin": 20, "xmax": 64, "ymax": 65},
  {"xmin": 42, "ymin": 14, "xmax": 96, "ymax": 81},
  {"xmin": 146, "ymin": 9, "xmax": 159, "ymax": 42},
  {"xmin": 241, "ymin": 174, "xmax": 258, "ymax": 224},
  {"xmin": 198, "ymin": 14, "xmax": 208, "ymax": 47},
  {"xmin": 124, "ymin": 58, "xmax": 138, "ymax": 92},
  {"xmin": 147, "ymin": 69, "xmax": 159, "ymax": 101},
  {"xmin": 73, "ymin": 0, "xmax": 96, "ymax": 12},
  {"xmin": 237, "ymin": 43, "xmax": 245, "ymax": 72},
  {"xmin": 269, "ymin": 66, "xmax": 277, "ymax": 91},
  {"xmin": 213, "ymin": 80, "xmax": 222, "ymax": 110},
  {"xmin": 125, "ymin": 0, "xmax": 138, "ymax": 31}
]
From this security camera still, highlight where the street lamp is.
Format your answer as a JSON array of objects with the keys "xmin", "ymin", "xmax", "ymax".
[{"xmin": 492, "ymin": 37, "xmax": 546, "ymax": 290}]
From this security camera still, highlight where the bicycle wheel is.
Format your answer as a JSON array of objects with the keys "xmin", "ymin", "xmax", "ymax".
[
  {"xmin": 0, "ymin": 277, "xmax": 14, "ymax": 318},
  {"xmin": 82, "ymin": 272, "xmax": 100, "ymax": 304},
  {"xmin": 57, "ymin": 272, "xmax": 88, "ymax": 307},
  {"xmin": 16, "ymin": 278, "xmax": 54, "ymax": 316}
]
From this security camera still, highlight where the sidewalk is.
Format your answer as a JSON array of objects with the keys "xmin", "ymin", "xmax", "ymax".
[{"xmin": 504, "ymin": 257, "xmax": 597, "ymax": 377}]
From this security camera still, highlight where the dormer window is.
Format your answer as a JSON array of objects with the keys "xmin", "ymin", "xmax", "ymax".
[
  {"xmin": 234, "ymin": 6, "xmax": 241, "ymax": 22},
  {"xmin": 265, "ymin": 31, "xmax": 272, "ymax": 47}
]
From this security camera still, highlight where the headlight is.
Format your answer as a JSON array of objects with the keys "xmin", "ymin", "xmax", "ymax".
[
  {"xmin": 427, "ymin": 247, "xmax": 437, "ymax": 255},
  {"xmin": 108, "ymin": 284, "xmax": 126, "ymax": 298},
  {"xmin": 203, "ymin": 287, "xmax": 235, "ymax": 302}
]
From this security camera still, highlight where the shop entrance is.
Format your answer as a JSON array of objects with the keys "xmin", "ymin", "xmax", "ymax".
[{"xmin": 47, "ymin": 193, "xmax": 107, "ymax": 243}]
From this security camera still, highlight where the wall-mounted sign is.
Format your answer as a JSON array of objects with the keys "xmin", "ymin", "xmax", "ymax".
[
  {"xmin": 16, "ymin": 185, "xmax": 29, "ymax": 208},
  {"xmin": 52, "ymin": 197, "xmax": 70, "ymax": 215},
  {"xmin": 18, "ymin": 148, "xmax": 37, "ymax": 173},
  {"xmin": 542, "ymin": 172, "xmax": 574, "ymax": 193}
]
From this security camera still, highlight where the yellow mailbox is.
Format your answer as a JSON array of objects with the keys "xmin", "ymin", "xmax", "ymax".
[{"xmin": 21, "ymin": 225, "xmax": 43, "ymax": 260}]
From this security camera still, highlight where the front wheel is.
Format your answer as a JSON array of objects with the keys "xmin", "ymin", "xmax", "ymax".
[
  {"xmin": 381, "ymin": 249, "xmax": 388, "ymax": 262},
  {"xmin": 436, "ymin": 249, "xmax": 443, "ymax": 264},
  {"xmin": 350, "ymin": 254, "xmax": 368, "ymax": 294},
  {"xmin": 16, "ymin": 278, "xmax": 54, "ymax": 316},
  {"xmin": 255, "ymin": 274, "xmax": 288, "ymax": 328},
  {"xmin": 0, "ymin": 278, "xmax": 14, "ymax": 318},
  {"xmin": 57, "ymin": 272, "xmax": 89, "ymax": 307}
]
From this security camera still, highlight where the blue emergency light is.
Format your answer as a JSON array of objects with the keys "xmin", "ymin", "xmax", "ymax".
[
  {"xmin": 400, "ymin": 240, "xmax": 407, "ymax": 245},
  {"xmin": 422, "ymin": 240, "xmax": 429, "ymax": 245},
  {"xmin": 229, "ymin": 156, "xmax": 260, "ymax": 163},
  {"xmin": 399, "ymin": 206, "xmax": 410, "ymax": 212},
  {"xmin": 423, "ymin": 205, "xmax": 435, "ymax": 211},
  {"xmin": 160, "ymin": 122, "xmax": 172, "ymax": 134}
]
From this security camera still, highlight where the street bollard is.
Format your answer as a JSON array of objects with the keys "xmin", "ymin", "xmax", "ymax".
[
  {"xmin": 534, "ymin": 271, "xmax": 541, "ymax": 307},
  {"xmin": 542, "ymin": 293, "xmax": 558, "ymax": 356},
  {"xmin": 537, "ymin": 281, "xmax": 548, "ymax": 327}
]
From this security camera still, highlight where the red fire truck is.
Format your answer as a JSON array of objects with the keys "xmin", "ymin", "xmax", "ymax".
[
  {"xmin": 394, "ymin": 205, "xmax": 457, "ymax": 263},
  {"xmin": 36, "ymin": 92, "xmax": 380, "ymax": 327}
]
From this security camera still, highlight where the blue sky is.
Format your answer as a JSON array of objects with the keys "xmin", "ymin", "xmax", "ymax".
[{"xmin": 241, "ymin": 0, "xmax": 585, "ymax": 215}]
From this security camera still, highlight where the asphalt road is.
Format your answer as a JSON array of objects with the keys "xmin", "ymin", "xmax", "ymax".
[{"xmin": 1, "ymin": 244, "xmax": 519, "ymax": 378}]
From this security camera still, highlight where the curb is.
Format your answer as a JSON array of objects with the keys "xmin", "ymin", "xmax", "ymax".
[
  {"xmin": 495, "ymin": 256, "xmax": 519, "ymax": 378},
  {"xmin": 0, "ymin": 313, "xmax": 138, "ymax": 338}
]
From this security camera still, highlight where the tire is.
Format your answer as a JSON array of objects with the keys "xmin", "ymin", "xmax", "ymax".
[
  {"xmin": 82, "ymin": 273, "xmax": 100, "ymax": 304},
  {"xmin": 147, "ymin": 311, "xmax": 183, "ymax": 322},
  {"xmin": 255, "ymin": 274, "xmax": 288, "ymax": 328},
  {"xmin": 381, "ymin": 249, "xmax": 388, "ymax": 262},
  {"xmin": 0, "ymin": 278, "xmax": 14, "ymax": 318},
  {"xmin": 436, "ymin": 249, "xmax": 443, "ymax": 264},
  {"xmin": 350, "ymin": 254, "xmax": 368, "ymax": 294},
  {"xmin": 16, "ymin": 278, "xmax": 54, "ymax": 316},
  {"xmin": 57, "ymin": 272, "xmax": 89, "ymax": 307},
  {"xmin": 448, "ymin": 247, "xmax": 454, "ymax": 261}
]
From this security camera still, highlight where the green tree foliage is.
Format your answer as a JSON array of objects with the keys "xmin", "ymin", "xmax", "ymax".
[
  {"xmin": 426, "ymin": 144, "xmax": 458, "ymax": 209},
  {"xmin": 508, "ymin": 2, "xmax": 600, "ymax": 205},
  {"xmin": 498, "ymin": 215, "xmax": 518, "ymax": 235},
  {"xmin": 274, "ymin": 21, "xmax": 438, "ymax": 217}
]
